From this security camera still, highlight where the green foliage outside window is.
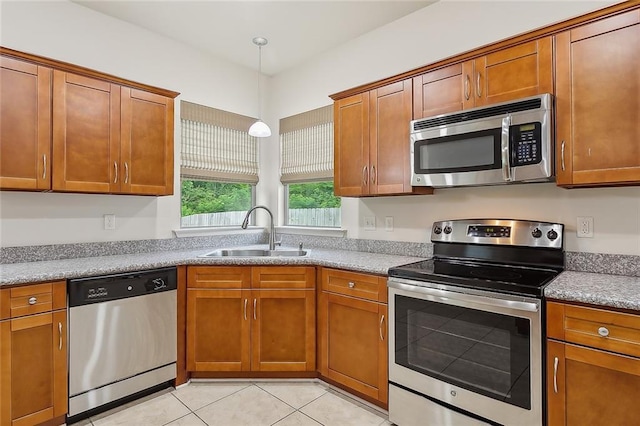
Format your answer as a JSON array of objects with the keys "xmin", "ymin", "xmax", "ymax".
[
  {"xmin": 181, "ymin": 180, "xmax": 252, "ymax": 216},
  {"xmin": 288, "ymin": 182, "xmax": 341, "ymax": 209}
]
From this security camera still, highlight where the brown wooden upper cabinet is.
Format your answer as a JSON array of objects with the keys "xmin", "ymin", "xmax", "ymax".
[
  {"xmin": 413, "ymin": 37, "xmax": 553, "ymax": 119},
  {"xmin": 555, "ymin": 10, "xmax": 640, "ymax": 187},
  {"xmin": 0, "ymin": 56, "xmax": 52, "ymax": 190},
  {"xmin": 334, "ymin": 79, "xmax": 432, "ymax": 197},
  {"xmin": 53, "ymin": 71, "xmax": 174, "ymax": 195},
  {"xmin": 0, "ymin": 50, "xmax": 177, "ymax": 195}
]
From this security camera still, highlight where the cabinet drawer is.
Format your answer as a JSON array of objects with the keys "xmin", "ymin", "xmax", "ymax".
[
  {"xmin": 1, "ymin": 281, "xmax": 66, "ymax": 319},
  {"xmin": 187, "ymin": 266, "xmax": 251, "ymax": 289},
  {"xmin": 252, "ymin": 266, "xmax": 315, "ymax": 289},
  {"xmin": 547, "ymin": 301, "xmax": 640, "ymax": 358},
  {"xmin": 321, "ymin": 268, "xmax": 387, "ymax": 303}
]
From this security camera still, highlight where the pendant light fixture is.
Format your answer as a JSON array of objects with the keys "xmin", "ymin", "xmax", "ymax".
[{"xmin": 248, "ymin": 36, "xmax": 271, "ymax": 138}]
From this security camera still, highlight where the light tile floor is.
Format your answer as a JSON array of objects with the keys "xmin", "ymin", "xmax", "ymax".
[{"xmin": 72, "ymin": 381, "xmax": 391, "ymax": 426}]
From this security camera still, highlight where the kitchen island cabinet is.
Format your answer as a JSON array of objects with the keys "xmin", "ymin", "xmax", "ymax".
[
  {"xmin": 318, "ymin": 268, "xmax": 388, "ymax": 408},
  {"xmin": 555, "ymin": 9, "xmax": 640, "ymax": 187},
  {"xmin": 0, "ymin": 55, "xmax": 52, "ymax": 191},
  {"xmin": 0, "ymin": 281, "xmax": 67, "ymax": 426},
  {"xmin": 546, "ymin": 301, "xmax": 640, "ymax": 425},
  {"xmin": 333, "ymin": 79, "xmax": 432, "ymax": 197},
  {"xmin": 413, "ymin": 37, "xmax": 553, "ymax": 119},
  {"xmin": 186, "ymin": 266, "xmax": 316, "ymax": 374}
]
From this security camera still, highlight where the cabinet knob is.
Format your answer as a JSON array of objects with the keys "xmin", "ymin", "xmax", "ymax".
[
  {"xmin": 28, "ymin": 296, "xmax": 37, "ymax": 305},
  {"xmin": 598, "ymin": 326, "xmax": 609, "ymax": 337},
  {"xmin": 348, "ymin": 282, "xmax": 355, "ymax": 288}
]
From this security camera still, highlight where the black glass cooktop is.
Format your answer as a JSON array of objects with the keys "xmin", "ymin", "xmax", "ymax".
[{"xmin": 388, "ymin": 258, "xmax": 561, "ymax": 297}]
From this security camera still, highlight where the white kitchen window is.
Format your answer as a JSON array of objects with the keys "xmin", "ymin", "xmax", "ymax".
[
  {"xmin": 280, "ymin": 105, "xmax": 340, "ymax": 227},
  {"xmin": 180, "ymin": 101, "xmax": 258, "ymax": 228}
]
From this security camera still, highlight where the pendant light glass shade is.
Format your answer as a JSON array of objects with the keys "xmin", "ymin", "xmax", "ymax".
[
  {"xmin": 250, "ymin": 36, "xmax": 271, "ymax": 138},
  {"xmin": 248, "ymin": 119, "xmax": 271, "ymax": 137}
]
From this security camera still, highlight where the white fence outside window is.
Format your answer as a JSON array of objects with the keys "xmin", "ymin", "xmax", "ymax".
[{"xmin": 181, "ymin": 208, "xmax": 340, "ymax": 228}]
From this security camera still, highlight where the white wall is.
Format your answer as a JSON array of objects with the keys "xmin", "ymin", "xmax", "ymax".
[
  {"xmin": 0, "ymin": 0, "xmax": 274, "ymax": 247},
  {"xmin": 270, "ymin": 0, "xmax": 640, "ymax": 256}
]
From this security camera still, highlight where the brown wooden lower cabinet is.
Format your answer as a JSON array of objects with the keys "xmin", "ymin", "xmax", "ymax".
[
  {"xmin": 318, "ymin": 268, "xmax": 388, "ymax": 407},
  {"xmin": 0, "ymin": 281, "xmax": 67, "ymax": 426},
  {"xmin": 186, "ymin": 266, "xmax": 316, "ymax": 373},
  {"xmin": 547, "ymin": 340, "xmax": 640, "ymax": 425},
  {"xmin": 546, "ymin": 301, "xmax": 640, "ymax": 425}
]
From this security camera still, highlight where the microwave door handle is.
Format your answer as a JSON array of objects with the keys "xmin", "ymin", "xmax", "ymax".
[{"xmin": 501, "ymin": 114, "xmax": 513, "ymax": 182}]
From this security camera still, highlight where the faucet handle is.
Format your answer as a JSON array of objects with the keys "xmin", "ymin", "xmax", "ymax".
[
  {"xmin": 275, "ymin": 239, "xmax": 282, "ymax": 247},
  {"xmin": 299, "ymin": 242, "xmax": 303, "ymax": 251}
]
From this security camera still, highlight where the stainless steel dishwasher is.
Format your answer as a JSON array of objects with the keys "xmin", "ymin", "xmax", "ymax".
[{"xmin": 67, "ymin": 267, "xmax": 177, "ymax": 420}]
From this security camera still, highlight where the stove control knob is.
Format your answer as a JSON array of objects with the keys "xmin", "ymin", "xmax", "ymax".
[
  {"xmin": 531, "ymin": 228, "xmax": 542, "ymax": 238},
  {"xmin": 443, "ymin": 226, "xmax": 452, "ymax": 234},
  {"xmin": 547, "ymin": 229, "xmax": 558, "ymax": 240},
  {"xmin": 433, "ymin": 226, "xmax": 442, "ymax": 235}
]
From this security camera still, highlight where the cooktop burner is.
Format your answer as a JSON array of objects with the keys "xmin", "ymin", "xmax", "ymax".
[
  {"xmin": 388, "ymin": 258, "xmax": 560, "ymax": 297},
  {"xmin": 389, "ymin": 219, "xmax": 565, "ymax": 298}
]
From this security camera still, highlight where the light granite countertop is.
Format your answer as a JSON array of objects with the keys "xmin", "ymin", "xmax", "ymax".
[
  {"xmin": 545, "ymin": 271, "xmax": 640, "ymax": 311},
  {"xmin": 0, "ymin": 245, "xmax": 426, "ymax": 287}
]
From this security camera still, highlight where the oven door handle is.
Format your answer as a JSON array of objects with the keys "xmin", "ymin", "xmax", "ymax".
[
  {"xmin": 501, "ymin": 114, "xmax": 513, "ymax": 182},
  {"xmin": 388, "ymin": 280, "xmax": 539, "ymax": 313}
]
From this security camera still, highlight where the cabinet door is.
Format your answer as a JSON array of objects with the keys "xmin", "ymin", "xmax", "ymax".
[
  {"xmin": 186, "ymin": 289, "xmax": 251, "ymax": 371},
  {"xmin": 0, "ymin": 310, "xmax": 67, "ymax": 426},
  {"xmin": 474, "ymin": 37, "xmax": 553, "ymax": 107},
  {"xmin": 556, "ymin": 11, "xmax": 640, "ymax": 186},
  {"xmin": 547, "ymin": 340, "xmax": 640, "ymax": 426},
  {"xmin": 369, "ymin": 80, "xmax": 413, "ymax": 195},
  {"xmin": 0, "ymin": 56, "xmax": 52, "ymax": 191},
  {"xmin": 52, "ymin": 71, "xmax": 120, "ymax": 193},
  {"xmin": 320, "ymin": 292, "xmax": 388, "ymax": 405},
  {"xmin": 251, "ymin": 289, "xmax": 315, "ymax": 372},
  {"xmin": 121, "ymin": 88, "xmax": 174, "ymax": 195},
  {"xmin": 334, "ymin": 92, "xmax": 369, "ymax": 196},
  {"xmin": 413, "ymin": 63, "xmax": 466, "ymax": 119}
]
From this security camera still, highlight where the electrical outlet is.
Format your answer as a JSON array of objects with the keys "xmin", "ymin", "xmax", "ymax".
[
  {"xmin": 385, "ymin": 216, "xmax": 394, "ymax": 231},
  {"xmin": 577, "ymin": 216, "xmax": 593, "ymax": 238},
  {"xmin": 104, "ymin": 214, "xmax": 116, "ymax": 230},
  {"xmin": 364, "ymin": 216, "xmax": 376, "ymax": 231}
]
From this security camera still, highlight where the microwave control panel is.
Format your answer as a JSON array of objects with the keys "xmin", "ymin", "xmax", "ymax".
[{"xmin": 510, "ymin": 122, "xmax": 542, "ymax": 166}]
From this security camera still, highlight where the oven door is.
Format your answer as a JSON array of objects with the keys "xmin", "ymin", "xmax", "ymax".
[{"xmin": 388, "ymin": 278, "xmax": 543, "ymax": 426}]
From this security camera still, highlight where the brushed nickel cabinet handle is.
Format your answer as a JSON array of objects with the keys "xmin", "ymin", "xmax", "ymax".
[
  {"xmin": 371, "ymin": 165, "xmax": 376, "ymax": 184},
  {"xmin": 124, "ymin": 162, "xmax": 129, "ymax": 184},
  {"xmin": 476, "ymin": 72, "xmax": 482, "ymax": 98},
  {"xmin": 598, "ymin": 326, "xmax": 610, "ymax": 337},
  {"xmin": 464, "ymin": 75, "xmax": 471, "ymax": 100},
  {"xmin": 58, "ymin": 322, "xmax": 63, "ymax": 351},
  {"xmin": 244, "ymin": 299, "xmax": 248, "ymax": 321},
  {"xmin": 348, "ymin": 282, "xmax": 355, "ymax": 289},
  {"xmin": 28, "ymin": 296, "xmax": 37, "ymax": 305},
  {"xmin": 253, "ymin": 298, "xmax": 257, "ymax": 320},
  {"xmin": 561, "ymin": 141, "xmax": 566, "ymax": 171},
  {"xmin": 363, "ymin": 166, "xmax": 369, "ymax": 187},
  {"xmin": 379, "ymin": 315, "xmax": 385, "ymax": 341},
  {"xmin": 42, "ymin": 155, "xmax": 47, "ymax": 179},
  {"xmin": 553, "ymin": 356, "xmax": 559, "ymax": 393},
  {"xmin": 114, "ymin": 161, "xmax": 118, "ymax": 183}
]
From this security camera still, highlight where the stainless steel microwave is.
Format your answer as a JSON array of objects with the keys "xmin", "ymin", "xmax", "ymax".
[{"xmin": 410, "ymin": 94, "xmax": 553, "ymax": 187}]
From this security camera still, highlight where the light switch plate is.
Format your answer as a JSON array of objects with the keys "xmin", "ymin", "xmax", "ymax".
[
  {"xmin": 364, "ymin": 216, "xmax": 376, "ymax": 230},
  {"xmin": 385, "ymin": 216, "xmax": 394, "ymax": 231}
]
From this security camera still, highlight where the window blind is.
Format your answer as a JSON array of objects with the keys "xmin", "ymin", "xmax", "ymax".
[
  {"xmin": 280, "ymin": 105, "xmax": 333, "ymax": 184},
  {"xmin": 180, "ymin": 101, "xmax": 259, "ymax": 184}
]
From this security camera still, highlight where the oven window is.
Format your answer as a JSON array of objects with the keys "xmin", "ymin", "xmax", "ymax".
[
  {"xmin": 394, "ymin": 295, "xmax": 531, "ymax": 409},
  {"xmin": 414, "ymin": 128, "xmax": 501, "ymax": 174}
]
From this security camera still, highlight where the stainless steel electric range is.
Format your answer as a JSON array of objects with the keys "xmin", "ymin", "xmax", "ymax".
[{"xmin": 387, "ymin": 219, "xmax": 564, "ymax": 426}]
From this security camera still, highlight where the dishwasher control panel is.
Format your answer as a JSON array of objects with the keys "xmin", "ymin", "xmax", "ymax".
[{"xmin": 68, "ymin": 267, "xmax": 177, "ymax": 306}]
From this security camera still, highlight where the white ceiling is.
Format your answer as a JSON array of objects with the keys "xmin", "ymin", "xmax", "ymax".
[{"xmin": 72, "ymin": 1, "xmax": 435, "ymax": 76}]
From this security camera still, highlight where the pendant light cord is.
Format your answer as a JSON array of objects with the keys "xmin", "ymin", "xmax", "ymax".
[{"xmin": 257, "ymin": 43, "xmax": 262, "ymax": 120}]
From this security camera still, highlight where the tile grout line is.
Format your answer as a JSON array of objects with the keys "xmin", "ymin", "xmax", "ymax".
[
  {"xmin": 161, "ymin": 393, "xmax": 198, "ymax": 426},
  {"xmin": 174, "ymin": 382, "xmax": 253, "ymax": 416}
]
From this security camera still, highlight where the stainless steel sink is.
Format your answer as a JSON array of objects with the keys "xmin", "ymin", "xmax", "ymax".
[{"xmin": 199, "ymin": 248, "xmax": 308, "ymax": 258}]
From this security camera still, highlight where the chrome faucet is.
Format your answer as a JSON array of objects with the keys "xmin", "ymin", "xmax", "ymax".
[{"xmin": 241, "ymin": 205, "xmax": 281, "ymax": 250}]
